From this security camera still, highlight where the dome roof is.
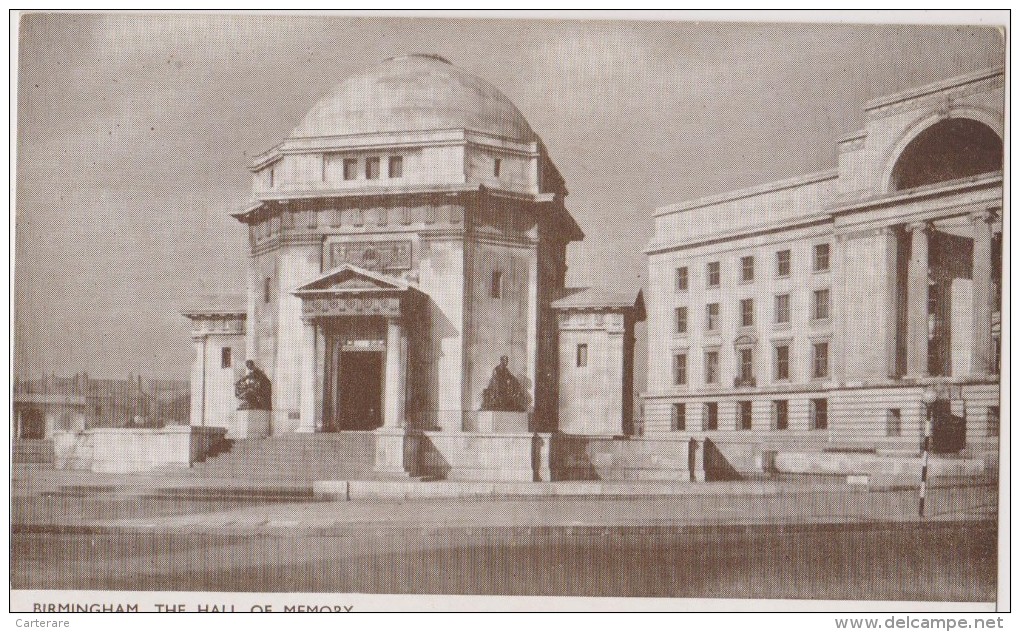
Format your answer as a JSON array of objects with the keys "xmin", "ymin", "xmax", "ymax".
[{"xmin": 291, "ymin": 54, "xmax": 537, "ymax": 142}]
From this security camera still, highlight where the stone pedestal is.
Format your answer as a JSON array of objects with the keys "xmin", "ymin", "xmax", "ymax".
[
  {"xmin": 472, "ymin": 410, "xmax": 530, "ymax": 433},
  {"xmin": 231, "ymin": 409, "xmax": 271, "ymax": 440},
  {"xmin": 689, "ymin": 438, "xmax": 706, "ymax": 482},
  {"xmin": 374, "ymin": 428, "xmax": 413, "ymax": 476}
]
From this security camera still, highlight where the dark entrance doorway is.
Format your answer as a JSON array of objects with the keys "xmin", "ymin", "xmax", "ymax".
[{"xmin": 338, "ymin": 351, "xmax": 383, "ymax": 431}]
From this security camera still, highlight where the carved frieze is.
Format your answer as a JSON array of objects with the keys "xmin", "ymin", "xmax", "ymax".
[
  {"xmin": 302, "ymin": 295, "xmax": 401, "ymax": 318},
  {"xmin": 329, "ymin": 240, "xmax": 412, "ymax": 271}
]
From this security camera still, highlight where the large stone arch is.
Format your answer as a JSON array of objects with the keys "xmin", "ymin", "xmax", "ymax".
[{"xmin": 881, "ymin": 108, "xmax": 1003, "ymax": 193}]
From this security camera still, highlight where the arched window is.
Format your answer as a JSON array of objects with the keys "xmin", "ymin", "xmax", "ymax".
[{"xmin": 891, "ymin": 118, "xmax": 1002, "ymax": 191}]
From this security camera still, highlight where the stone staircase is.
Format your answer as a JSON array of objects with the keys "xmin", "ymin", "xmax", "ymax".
[
  {"xmin": 12, "ymin": 439, "xmax": 54, "ymax": 465},
  {"xmin": 188, "ymin": 432, "xmax": 385, "ymax": 482}
]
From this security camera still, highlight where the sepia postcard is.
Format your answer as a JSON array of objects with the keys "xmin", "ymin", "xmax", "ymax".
[{"xmin": 9, "ymin": 10, "xmax": 1009, "ymax": 620}]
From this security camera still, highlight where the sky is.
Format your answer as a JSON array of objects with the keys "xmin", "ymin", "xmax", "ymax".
[{"xmin": 13, "ymin": 12, "xmax": 1004, "ymax": 380}]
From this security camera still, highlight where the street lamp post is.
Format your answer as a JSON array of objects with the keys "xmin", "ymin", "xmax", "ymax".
[{"xmin": 919, "ymin": 385, "xmax": 938, "ymax": 518}]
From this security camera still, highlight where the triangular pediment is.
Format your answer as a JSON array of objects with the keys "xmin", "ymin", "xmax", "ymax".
[{"xmin": 293, "ymin": 264, "xmax": 410, "ymax": 296}]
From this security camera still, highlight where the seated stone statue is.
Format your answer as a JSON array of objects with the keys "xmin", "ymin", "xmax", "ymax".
[
  {"xmin": 235, "ymin": 360, "xmax": 272, "ymax": 411},
  {"xmin": 481, "ymin": 355, "xmax": 528, "ymax": 412}
]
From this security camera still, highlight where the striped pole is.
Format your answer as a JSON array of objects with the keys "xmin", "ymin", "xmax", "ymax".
[{"xmin": 919, "ymin": 403, "xmax": 932, "ymax": 518}]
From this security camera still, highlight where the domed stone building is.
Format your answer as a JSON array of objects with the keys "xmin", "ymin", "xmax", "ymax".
[{"xmin": 184, "ymin": 54, "xmax": 643, "ymax": 480}]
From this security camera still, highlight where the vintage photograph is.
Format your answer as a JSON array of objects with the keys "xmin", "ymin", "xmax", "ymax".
[{"xmin": 10, "ymin": 11, "xmax": 1006, "ymax": 613}]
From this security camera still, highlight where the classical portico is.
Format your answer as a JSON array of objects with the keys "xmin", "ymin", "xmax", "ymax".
[{"xmin": 293, "ymin": 265, "xmax": 419, "ymax": 434}]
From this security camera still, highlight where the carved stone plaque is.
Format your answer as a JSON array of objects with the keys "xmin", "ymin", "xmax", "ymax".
[{"xmin": 330, "ymin": 240, "xmax": 412, "ymax": 271}]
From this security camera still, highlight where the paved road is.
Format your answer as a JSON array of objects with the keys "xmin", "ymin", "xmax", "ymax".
[
  {"xmin": 11, "ymin": 482, "xmax": 1000, "ymax": 602},
  {"xmin": 12, "ymin": 520, "xmax": 996, "ymax": 601}
]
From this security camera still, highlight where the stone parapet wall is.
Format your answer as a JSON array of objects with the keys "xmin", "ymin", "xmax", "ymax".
[{"xmin": 53, "ymin": 426, "xmax": 227, "ymax": 474}]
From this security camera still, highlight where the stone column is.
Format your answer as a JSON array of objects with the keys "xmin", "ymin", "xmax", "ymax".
[
  {"xmin": 190, "ymin": 335, "xmax": 206, "ymax": 427},
  {"xmin": 970, "ymin": 210, "xmax": 995, "ymax": 376},
  {"xmin": 383, "ymin": 317, "xmax": 406, "ymax": 429},
  {"xmin": 296, "ymin": 320, "xmax": 317, "ymax": 433},
  {"xmin": 906, "ymin": 222, "xmax": 931, "ymax": 378},
  {"xmin": 882, "ymin": 227, "xmax": 900, "ymax": 378}
]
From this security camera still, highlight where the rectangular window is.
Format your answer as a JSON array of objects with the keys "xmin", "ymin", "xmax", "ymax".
[
  {"xmin": 366, "ymin": 157, "xmax": 381, "ymax": 180},
  {"xmin": 703, "ymin": 402, "xmax": 718, "ymax": 431},
  {"xmin": 812, "ymin": 341, "xmax": 829, "ymax": 378},
  {"xmin": 740, "ymin": 298, "xmax": 754, "ymax": 327},
  {"xmin": 813, "ymin": 288, "xmax": 830, "ymax": 320},
  {"xmin": 671, "ymin": 403, "xmax": 686, "ymax": 431},
  {"xmin": 987, "ymin": 406, "xmax": 1000, "ymax": 437},
  {"xmin": 264, "ymin": 277, "xmax": 272, "ymax": 304},
  {"xmin": 576, "ymin": 343, "xmax": 588, "ymax": 368},
  {"xmin": 494, "ymin": 158, "xmax": 502, "ymax": 177},
  {"xmin": 343, "ymin": 158, "xmax": 358, "ymax": 180},
  {"xmin": 221, "ymin": 347, "xmax": 232, "ymax": 369},
  {"xmin": 738, "ymin": 401, "xmax": 753, "ymax": 430},
  {"xmin": 269, "ymin": 168, "xmax": 275, "ymax": 188},
  {"xmin": 776, "ymin": 249, "xmax": 791, "ymax": 277},
  {"xmin": 741, "ymin": 256, "xmax": 755, "ymax": 282},
  {"xmin": 773, "ymin": 400, "xmax": 789, "ymax": 430},
  {"xmin": 811, "ymin": 398, "xmax": 828, "ymax": 430},
  {"xmin": 673, "ymin": 353, "xmax": 687, "ymax": 386},
  {"xmin": 775, "ymin": 294, "xmax": 790, "ymax": 324},
  {"xmin": 388, "ymin": 155, "xmax": 403, "ymax": 178},
  {"xmin": 706, "ymin": 303, "xmax": 720, "ymax": 332},
  {"xmin": 707, "ymin": 261, "xmax": 721, "ymax": 288},
  {"xmin": 814, "ymin": 243, "xmax": 830, "ymax": 272},
  {"xmin": 675, "ymin": 266, "xmax": 688, "ymax": 291},
  {"xmin": 775, "ymin": 344, "xmax": 790, "ymax": 381},
  {"xmin": 887, "ymin": 408, "xmax": 902, "ymax": 437},
  {"xmin": 704, "ymin": 351, "xmax": 720, "ymax": 385},
  {"xmin": 675, "ymin": 306, "xmax": 688, "ymax": 334},
  {"xmin": 491, "ymin": 270, "xmax": 503, "ymax": 299},
  {"xmin": 738, "ymin": 348, "xmax": 754, "ymax": 383}
]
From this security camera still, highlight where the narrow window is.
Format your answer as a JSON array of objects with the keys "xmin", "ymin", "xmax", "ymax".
[
  {"xmin": 221, "ymin": 347, "xmax": 232, "ymax": 369},
  {"xmin": 388, "ymin": 155, "xmax": 403, "ymax": 178},
  {"xmin": 706, "ymin": 303, "xmax": 720, "ymax": 332},
  {"xmin": 812, "ymin": 341, "xmax": 829, "ymax": 378},
  {"xmin": 494, "ymin": 158, "xmax": 502, "ymax": 177},
  {"xmin": 813, "ymin": 243, "xmax": 830, "ymax": 272},
  {"xmin": 741, "ymin": 256, "xmax": 755, "ymax": 282},
  {"xmin": 811, "ymin": 398, "xmax": 828, "ymax": 430},
  {"xmin": 740, "ymin": 298, "xmax": 754, "ymax": 327},
  {"xmin": 576, "ymin": 343, "xmax": 588, "ymax": 368},
  {"xmin": 707, "ymin": 261, "xmax": 721, "ymax": 288},
  {"xmin": 775, "ymin": 344, "xmax": 790, "ymax": 381},
  {"xmin": 738, "ymin": 401, "xmax": 753, "ymax": 430},
  {"xmin": 671, "ymin": 403, "xmax": 686, "ymax": 431},
  {"xmin": 775, "ymin": 294, "xmax": 791, "ymax": 324},
  {"xmin": 703, "ymin": 402, "xmax": 718, "ymax": 431},
  {"xmin": 776, "ymin": 249, "xmax": 791, "ymax": 277},
  {"xmin": 704, "ymin": 351, "xmax": 720, "ymax": 385},
  {"xmin": 343, "ymin": 158, "xmax": 358, "ymax": 181},
  {"xmin": 676, "ymin": 266, "xmax": 688, "ymax": 291},
  {"xmin": 366, "ymin": 157, "xmax": 381, "ymax": 180},
  {"xmin": 321, "ymin": 155, "xmax": 327, "ymax": 182},
  {"xmin": 987, "ymin": 406, "xmax": 1000, "ymax": 437},
  {"xmin": 673, "ymin": 353, "xmax": 687, "ymax": 386},
  {"xmin": 773, "ymin": 400, "xmax": 789, "ymax": 430},
  {"xmin": 491, "ymin": 270, "xmax": 503, "ymax": 299},
  {"xmin": 264, "ymin": 277, "xmax": 272, "ymax": 304},
  {"xmin": 675, "ymin": 307, "xmax": 687, "ymax": 334},
  {"xmin": 887, "ymin": 408, "xmax": 902, "ymax": 437},
  {"xmin": 269, "ymin": 168, "xmax": 275, "ymax": 188},
  {"xmin": 813, "ymin": 289, "xmax": 830, "ymax": 320},
  {"xmin": 738, "ymin": 348, "xmax": 754, "ymax": 383}
]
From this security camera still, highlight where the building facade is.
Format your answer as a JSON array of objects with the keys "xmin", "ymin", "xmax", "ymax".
[
  {"xmin": 644, "ymin": 67, "xmax": 1003, "ymax": 460},
  {"xmin": 184, "ymin": 55, "xmax": 648, "ymax": 475}
]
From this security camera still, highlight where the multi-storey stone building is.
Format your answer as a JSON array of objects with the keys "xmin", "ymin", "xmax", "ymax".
[{"xmin": 644, "ymin": 67, "xmax": 1003, "ymax": 462}]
